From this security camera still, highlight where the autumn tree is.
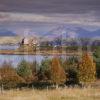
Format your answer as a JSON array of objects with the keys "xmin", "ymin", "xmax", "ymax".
[
  {"xmin": 78, "ymin": 53, "xmax": 96, "ymax": 86},
  {"xmin": 51, "ymin": 57, "xmax": 66, "ymax": 86},
  {"xmin": 0, "ymin": 62, "xmax": 24, "ymax": 89}
]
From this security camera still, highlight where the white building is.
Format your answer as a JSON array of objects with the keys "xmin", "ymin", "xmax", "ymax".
[
  {"xmin": 20, "ymin": 37, "xmax": 38, "ymax": 46},
  {"xmin": 21, "ymin": 37, "xmax": 29, "ymax": 45}
]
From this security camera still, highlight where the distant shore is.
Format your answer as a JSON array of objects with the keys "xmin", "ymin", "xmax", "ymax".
[{"xmin": 0, "ymin": 49, "xmax": 82, "ymax": 56}]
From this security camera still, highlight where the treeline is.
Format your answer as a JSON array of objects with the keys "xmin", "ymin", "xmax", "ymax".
[
  {"xmin": 0, "ymin": 51, "xmax": 99, "ymax": 89},
  {"xmin": 39, "ymin": 38, "xmax": 100, "ymax": 52}
]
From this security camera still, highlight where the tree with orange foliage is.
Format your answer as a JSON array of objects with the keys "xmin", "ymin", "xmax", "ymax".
[
  {"xmin": 51, "ymin": 57, "xmax": 66, "ymax": 86},
  {"xmin": 0, "ymin": 62, "xmax": 24, "ymax": 89},
  {"xmin": 78, "ymin": 53, "xmax": 96, "ymax": 86}
]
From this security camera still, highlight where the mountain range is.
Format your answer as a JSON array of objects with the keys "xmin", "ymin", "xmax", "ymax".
[
  {"xmin": 0, "ymin": 26, "xmax": 100, "ymax": 39},
  {"xmin": 43, "ymin": 26, "xmax": 100, "ymax": 39},
  {"xmin": 0, "ymin": 29, "xmax": 16, "ymax": 36}
]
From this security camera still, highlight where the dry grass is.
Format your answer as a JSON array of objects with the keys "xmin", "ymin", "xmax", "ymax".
[
  {"xmin": 0, "ymin": 88, "xmax": 100, "ymax": 100},
  {"xmin": 0, "ymin": 36, "xmax": 20, "ymax": 44}
]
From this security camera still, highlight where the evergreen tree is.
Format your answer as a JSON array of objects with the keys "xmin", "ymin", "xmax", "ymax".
[
  {"xmin": 93, "ymin": 47, "xmax": 100, "ymax": 59},
  {"xmin": 93, "ymin": 47, "xmax": 100, "ymax": 78},
  {"xmin": 17, "ymin": 60, "xmax": 33, "ymax": 83},
  {"xmin": 37, "ymin": 59, "xmax": 51, "ymax": 81},
  {"xmin": 63, "ymin": 57, "xmax": 78, "ymax": 85}
]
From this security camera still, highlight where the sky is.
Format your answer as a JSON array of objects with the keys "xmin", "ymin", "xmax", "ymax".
[{"xmin": 0, "ymin": 0, "xmax": 100, "ymax": 37}]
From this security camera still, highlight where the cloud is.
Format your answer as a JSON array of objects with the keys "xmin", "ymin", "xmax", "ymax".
[
  {"xmin": 0, "ymin": 0, "xmax": 100, "ymax": 14},
  {"xmin": 0, "ymin": 12, "xmax": 9, "ymax": 21},
  {"xmin": 0, "ymin": 12, "xmax": 100, "ymax": 27}
]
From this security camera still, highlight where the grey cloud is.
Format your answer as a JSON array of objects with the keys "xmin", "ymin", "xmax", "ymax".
[
  {"xmin": 0, "ymin": 0, "xmax": 100, "ymax": 14},
  {"xmin": 0, "ymin": 0, "xmax": 100, "ymax": 28},
  {"xmin": 0, "ymin": 12, "xmax": 100, "ymax": 27}
]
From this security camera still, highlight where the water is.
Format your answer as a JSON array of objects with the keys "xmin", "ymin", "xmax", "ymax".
[
  {"xmin": 0, "ymin": 54, "xmax": 46, "ymax": 67},
  {"xmin": 0, "ymin": 45, "xmax": 48, "ymax": 67},
  {"xmin": 0, "ymin": 45, "xmax": 18, "ymax": 50},
  {"xmin": 0, "ymin": 54, "xmax": 68, "ymax": 67},
  {"xmin": 0, "ymin": 45, "xmax": 74, "ymax": 67}
]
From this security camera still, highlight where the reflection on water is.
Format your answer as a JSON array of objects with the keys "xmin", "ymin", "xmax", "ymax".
[
  {"xmin": 0, "ymin": 54, "xmax": 72, "ymax": 67},
  {"xmin": 0, "ymin": 54, "xmax": 67, "ymax": 67},
  {"xmin": 0, "ymin": 55, "xmax": 45, "ymax": 67}
]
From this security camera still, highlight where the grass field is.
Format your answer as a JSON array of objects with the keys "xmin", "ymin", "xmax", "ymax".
[{"xmin": 0, "ymin": 88, "xmax": 100, "ymax": 100}]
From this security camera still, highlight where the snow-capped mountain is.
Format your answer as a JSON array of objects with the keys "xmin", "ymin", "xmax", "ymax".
[
  {"xmin": 0, "ymin": 26, "xmax": 100, "ymax": 40},
  {"xmin": 43, "ymin": 26, "xmax": 100, "ymax": 39}
]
